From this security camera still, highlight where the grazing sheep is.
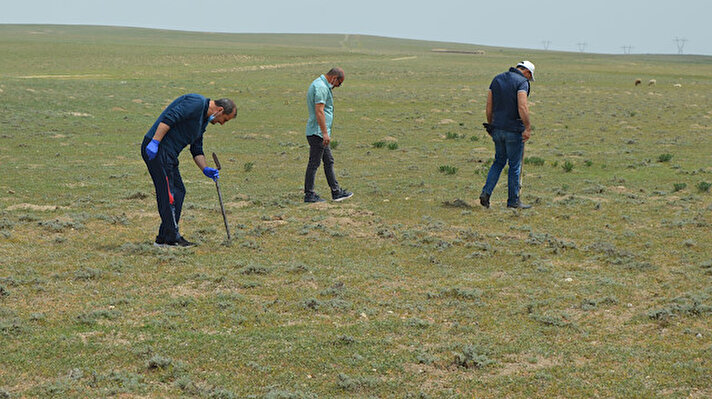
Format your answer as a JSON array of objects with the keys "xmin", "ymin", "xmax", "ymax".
[
  {"xmin": 673, "ymin": 83, "xmax": 682, "ymax": 88},
  {"xmin": 635, "ymin": 79, "xmax": 642, "ymax": 86},
  {"xmin": 648, "ymin": 79, "xmax": 656, "ymax": 86}
]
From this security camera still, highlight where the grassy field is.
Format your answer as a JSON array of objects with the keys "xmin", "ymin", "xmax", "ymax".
[{"xmin": 1, "ymin": 24, "xmax": 712, "ymax": 398}]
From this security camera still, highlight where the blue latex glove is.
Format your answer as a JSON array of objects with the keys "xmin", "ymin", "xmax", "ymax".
[
  {"xmin": 145, "ymin": 139, "xmax": 160, "ymax": 160},
  {"xmin": 203, "ymin": 167, "xmax": 219, "ymax": 181}
]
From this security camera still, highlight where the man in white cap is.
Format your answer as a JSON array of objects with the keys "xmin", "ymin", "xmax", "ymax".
[{"xmin": 479, "ymin": 60, "xmax": 535, "ymax": 209}]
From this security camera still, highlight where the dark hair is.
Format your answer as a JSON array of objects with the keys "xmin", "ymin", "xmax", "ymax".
[
  {"xmin": 326, "ymin": 67, "xmax": 344, "ymax": 79},
  {"xmin": 215, "ymin": 98, "xmax": 237, "ymax": 116}
]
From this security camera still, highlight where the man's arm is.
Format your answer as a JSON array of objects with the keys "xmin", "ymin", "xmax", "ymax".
[
  {"xmin": 517, "ymin": 91, "xmax": 531, "ymax": 142},
  {"xmin": 193, "ymin": 154, "xmax": 208, "ymax": 170},
  {"xmin": 152, "ymin": 122, "xmax": 171, "ymax": 142},
  {"xmin": 315, "ymin": 103, "xmax": 330, "ymax": 146}
]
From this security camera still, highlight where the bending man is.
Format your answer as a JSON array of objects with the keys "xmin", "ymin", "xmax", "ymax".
[
  {"xmin": 480, "ymin": 61, "xmax": 535, "ymax": 209},
  {"xmin": 141, "ymin": 94, "xmax": 237, "ymax": 246}
]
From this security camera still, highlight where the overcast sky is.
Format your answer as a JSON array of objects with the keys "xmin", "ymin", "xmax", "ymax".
[{"xmin": 1, "ymin": 0, "xmax": 710, "ymax": 55}]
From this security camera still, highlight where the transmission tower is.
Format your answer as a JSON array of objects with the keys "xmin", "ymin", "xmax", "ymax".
[
  {"xmin": 576, "ymin": 42, "xmax": 588, "ymax": 53},
  {"xmin": 542, "ymin": 40, "xmax": 551, "ymax": 51},
  {"xmin": 621, "ymin": 45, "xmax": 633, "ymax": 55},
  {"xmin": 673, "ymin": 37, "xmax": 687, "ymax": 54}
]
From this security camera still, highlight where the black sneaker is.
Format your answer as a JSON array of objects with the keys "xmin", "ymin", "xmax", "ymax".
[
  {"xmin": 479, "ymin": 192, "xmax": 490, "ymax": 209},
  {"xmin": 304, "ymin": 192, "xmax": 326, "ymax": 203},
  {"xmin": 507, "ymin": 201, "xmax": 532, "ymax": 209},
  {"xmin": 154, "ymin": 237, "xmax": 171, "ymax": 247},
  {"xmin": 332, "ymin": 188, "xmax": 353, "ymax": 202},
  {"xmin": 175, "ymin": 237, "xmax": 197, "ymax": 247}
]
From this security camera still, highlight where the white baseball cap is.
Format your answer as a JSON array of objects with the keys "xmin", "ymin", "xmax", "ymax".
[{"xmin": 516, "ymin": 60, "xmax": 535, "ymax": 81}]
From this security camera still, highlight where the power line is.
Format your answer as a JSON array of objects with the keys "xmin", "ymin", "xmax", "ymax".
[
  {"xmin": 621, "ymin": 45, "xmax": 633, "ymax": 55},
  {"xmin": 673, "ymin": 37, "xmax": 687, "ymax": 54},
  {"xmin": 576, "ymin": 42, "xmax": 587, "ymax": 53}
]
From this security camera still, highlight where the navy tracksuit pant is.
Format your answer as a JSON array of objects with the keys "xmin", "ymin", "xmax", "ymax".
[{"xmin": 141, "ymin": 136, "xmax": 185, "ymax": 243}]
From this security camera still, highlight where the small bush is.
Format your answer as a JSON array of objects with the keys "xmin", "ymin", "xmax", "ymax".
[
  {"xmin": 562, "ymin": 160, "xmax": 574, "ymax": 173},
  {"xmin": 330, "ymin": 139, "xmax": 339, "ymax": 150},
  {"xmin": 372, "ymin": 141, "xmax": 386, "ymax": 148},
  {"xmin": 439, "ymin": 165, "xmax": 458, "ymax": 175},
  {"xmin": 453, "ymin": 345, "xmax": 494, "ymax": 369},
  {"xmin": 147, "ymin": 355, "xmax": 172, "ymax": 370},
  {"xmin": 696, "ymin": 181, "xmax": 712, "ymax": 193},
  {"xmin": 445, "ymin": 132, "xmax": 461, "ymax": 139},
  {"xmin": 243, "ymin": 162, "xmax": 254, "ymax": 172},
  {"xmin": 240, "ymin": 264, "xmax": 269, "ymax": 275},
  {"xmin": 673, "ymin": 183, "xmax": 687, "ymax": 192},
  {"xmin": 387, "ymin": 142, "xmax": 399, "ymax": 150},
  {"xmin": 74, "ymin": 267, "xmax": 104, "ymax": 281},
  {"xmin": 524, "ymin": 156, "xmax": 545, "ymax": 166},
  {"xmin": 584, "ymin": 160, "xmax": 593, "ymax": 167},
  {"xmin": 657, "ymin": 153, "xmax": 673, "ymax": 162},
  {"xmin": 0, "ymin": 218, "xmax": 14, "ymax": 230}
]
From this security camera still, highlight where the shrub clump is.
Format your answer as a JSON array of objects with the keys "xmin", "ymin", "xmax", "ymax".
[
  {"xmin": 524, "ymin": 156, "xmax": 545, "ymax": 166},
  {"xmin": 453, "ymin": 345, "xmax": 494, "ymax": 369},
  {"xmin": 438, "ymin": 165, "xmax": 458, "ymax": 175},
  {"xmin": 657, "ymin": 153, "xmax": 673, "ymax": 162},
  {"xmin": 696, "ymin": 181, "xmax": 712, "ymax": 193},
  {"xmin": 240, "ymin": 264, "xmax": 270, "ymax": 275},
  {"xmin": 147, "ymin": 355, "xmax": 172, "ymax": 370},
  {"xmin": 562, "ymin": 160, "xmax": 574, "ymax": 173}
]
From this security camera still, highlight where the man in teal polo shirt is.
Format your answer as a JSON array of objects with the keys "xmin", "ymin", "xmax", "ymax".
[{"xmin": 304, "ymin": 67, "xmax": 353, "ymax": 203}]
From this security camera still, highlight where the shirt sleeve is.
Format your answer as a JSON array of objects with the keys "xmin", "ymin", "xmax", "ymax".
[
  {"xmin": 190, "ymin": 135, "xmax": 204, "ymax": 158},
  {"xmin": 517, "ymin": 80, "xmax": 530, "ymax": 96},
  {"xmin": 313, "ymin": 85, "xmax": 329, "ymax": 104}
]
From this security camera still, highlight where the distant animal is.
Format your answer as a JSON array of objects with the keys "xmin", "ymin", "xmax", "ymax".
[
  {"xmin": 673, "ymin": 83, "xmax": 682, "ymax": 88},
  {"xmin": 648, "ymin": 79, "xmax": 656, "ymax": 86},
  {"xmin": 634, "ymin": 79, "xmax": 642, "ymax": 86}
]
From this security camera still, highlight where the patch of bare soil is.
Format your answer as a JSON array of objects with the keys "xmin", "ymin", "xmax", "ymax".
[{"xmin": 6, "ymin": 203, "xmax": 63, "ymax": 211}]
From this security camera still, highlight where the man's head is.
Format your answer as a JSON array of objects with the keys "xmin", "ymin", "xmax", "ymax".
[
  {"xmin": 516, "ymin": 61, "xmax": 535, "ymax": 81},
  {"xmin": 209, "ymin": 98, "xmax": 237, "ymax": 125},
  {"xmin": 325, "ymin": 67, "xmax": 345, "ymax": 88}
]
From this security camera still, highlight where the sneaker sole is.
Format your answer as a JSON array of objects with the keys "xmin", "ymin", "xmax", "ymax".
[{"xmin": 333, "ymin": 193, "xmax": 354, "ymax": 202}]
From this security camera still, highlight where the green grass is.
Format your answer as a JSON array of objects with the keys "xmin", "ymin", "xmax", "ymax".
[{"xmin": 1, "ymin": 24, "xmax": 712, "ymax": 398}]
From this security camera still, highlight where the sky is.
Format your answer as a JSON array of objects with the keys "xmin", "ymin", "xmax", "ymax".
[{"xmin": 1, "ymin": 0, "xmax": 710, "ymax": 56}]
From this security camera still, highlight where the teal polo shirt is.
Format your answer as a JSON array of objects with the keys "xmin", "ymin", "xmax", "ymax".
[{"xmin": 305, "ymin": 75, "xmax": 334, "ymax": 138}]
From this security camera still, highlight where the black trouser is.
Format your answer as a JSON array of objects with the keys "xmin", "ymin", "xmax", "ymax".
[
  {"xmin": 304, "ymin": 134, "xmax": 339, "ymax": 195},
  {"xmin": 141, "ymin": 137, "xmax": 185, "ymax": 243}
]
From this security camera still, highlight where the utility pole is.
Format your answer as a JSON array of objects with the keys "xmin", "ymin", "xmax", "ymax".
[
  {"xmin": 576, "ymin": 42, "xmax": 587, "ymax": 53},
  {"xmin": 542, "ymin": 40, "xmax": 551, "ymax": 51},
  {"xmin": 673, "ymin": 37, "xmax": 687, "ymax": 54},
  {"xmin": 621, "ymin": 45, "xmax": 633, "ymax": 55}
]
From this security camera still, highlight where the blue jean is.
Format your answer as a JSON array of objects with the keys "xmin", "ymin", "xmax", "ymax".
[
  {"xmin": 141, "ymin": 136, "xmax": 184, "ymax": 243},
  {"xmin": 304, "ymin": 135, "xmax": 339, "ymax": 195},
  {"xmin": 481, "ymin": 129, "xmax": 524, "ymax": 206}
]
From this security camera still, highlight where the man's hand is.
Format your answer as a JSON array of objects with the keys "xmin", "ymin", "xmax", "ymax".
[
  {"xmin": 202, "ymin": 167, "xmax": 219, "ymax": 181},
  {"xmin": 322, "ymin": 134, "xmax": 331, "ymax": 147},
  {"xmin": 145, "ymin": 139, "xmax": 160, "ymax": 160},
  {"xmin": 522, "ymin": 128, "xmax": 532, "ymax": 142},
  {"xmin": 483, "ymin": 123, "xmax": 493, "ymax": 136}
]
